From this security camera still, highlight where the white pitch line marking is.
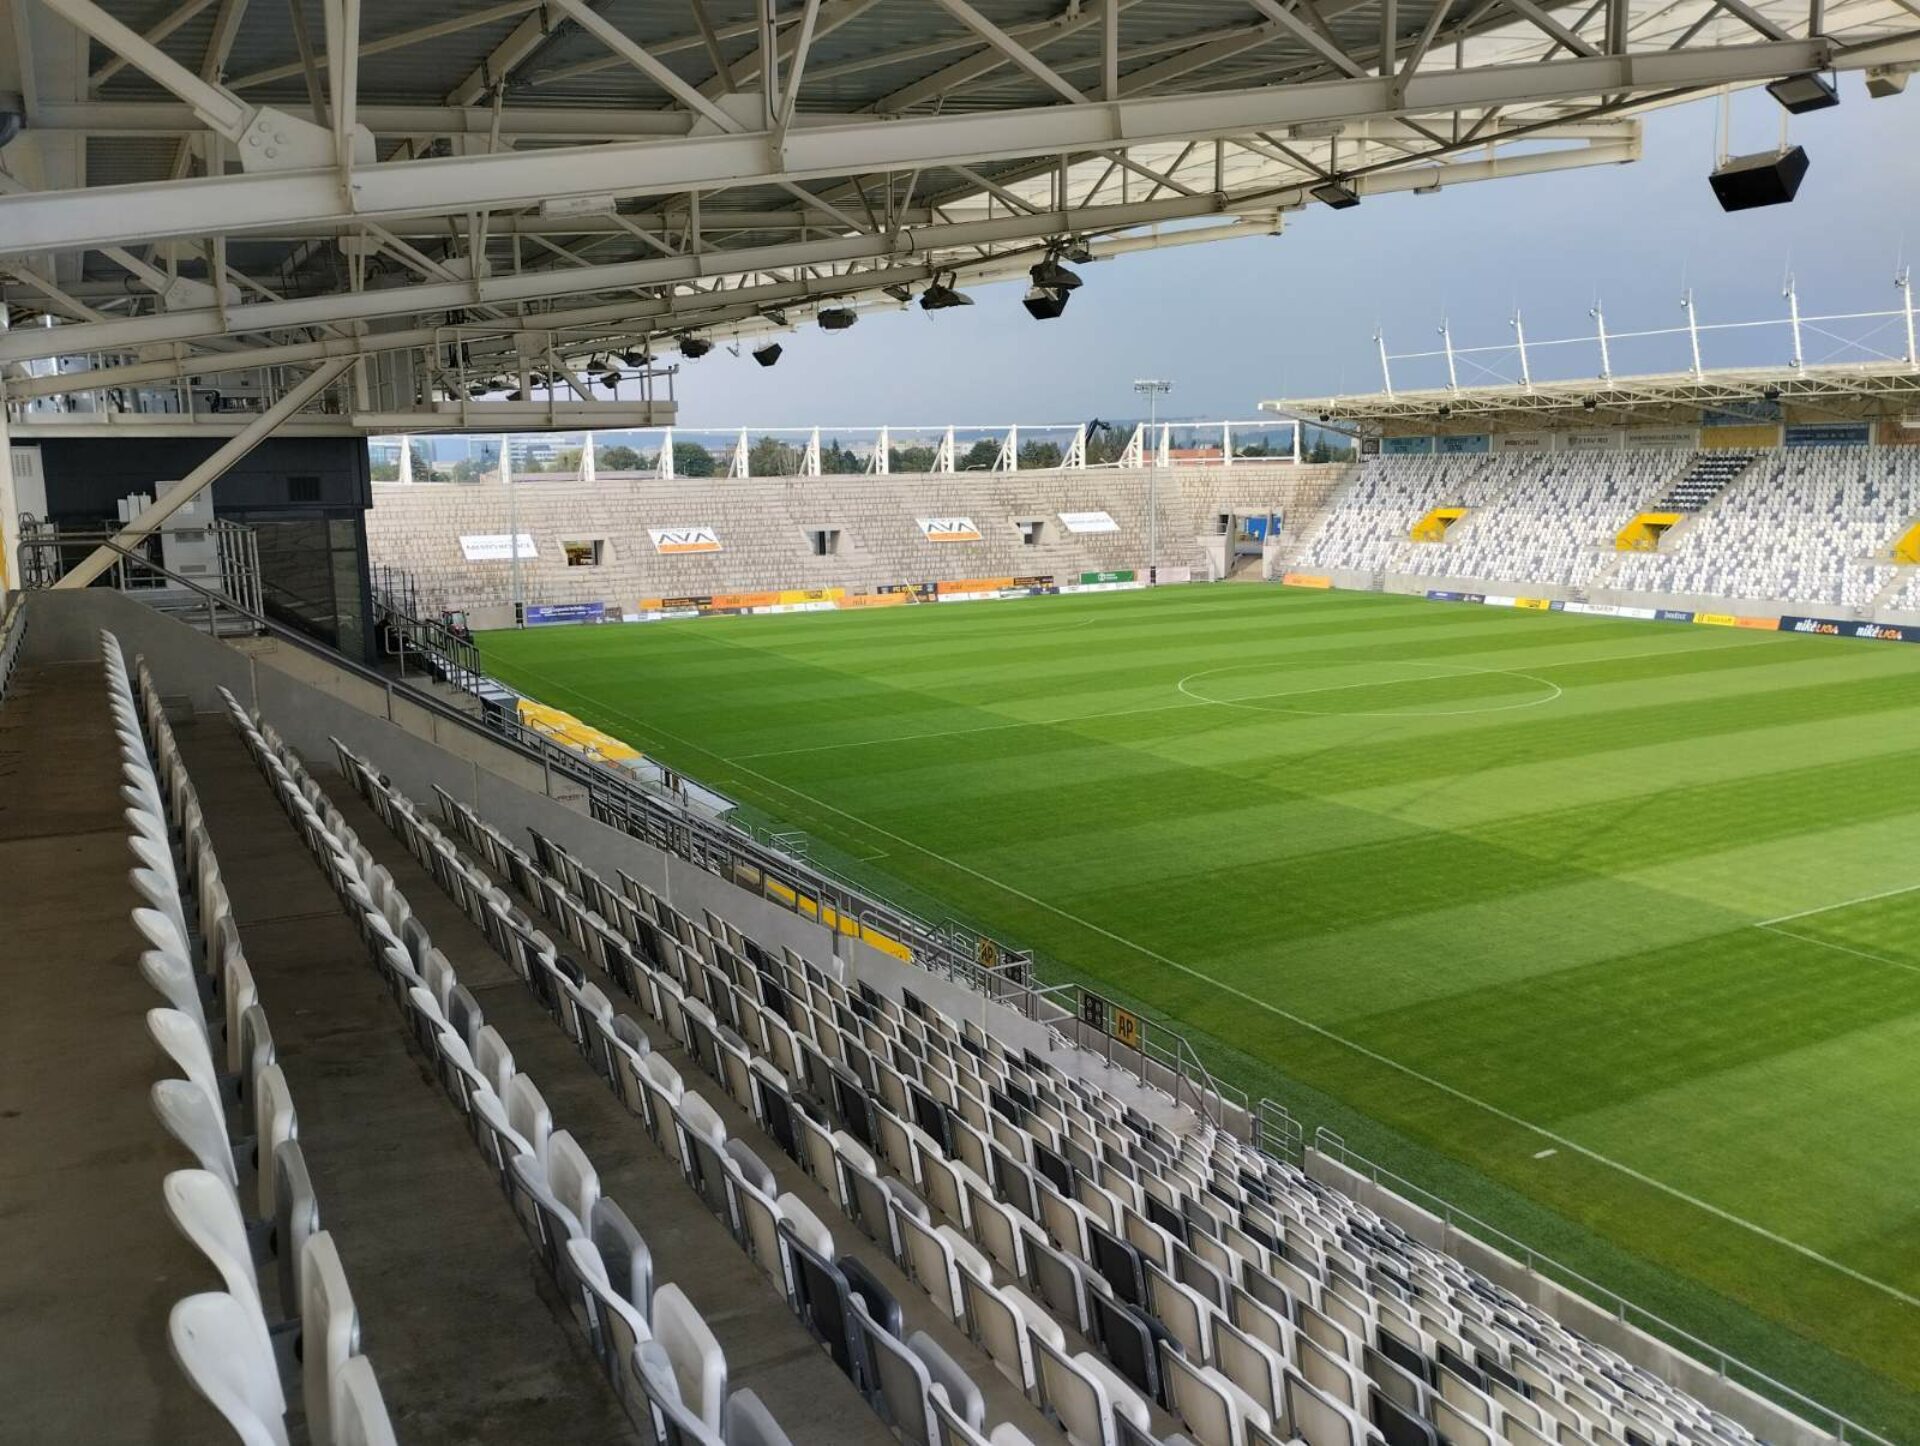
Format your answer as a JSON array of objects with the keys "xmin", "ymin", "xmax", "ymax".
[
  {"xmin": 1759, "ymin": 880, "xmax": 1920, "ymax": 926},
  {"xmin": 490, "ymin": 639, "xmax": 1920, "ymax": 1311},
  {"xmin": 1533, "ymin": 1148, "xmax": 1559, "ymax": 1160},
  {"xmin": 1177, "ymin": 659, "xmax": 1564, "ymax": 718},
  {"xmin": 1755, "ymin": 923, "xmax": 1920, "ymax": 978}
]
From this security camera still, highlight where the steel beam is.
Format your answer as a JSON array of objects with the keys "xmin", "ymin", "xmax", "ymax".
[
  {"xmin": 53, "ymin": 357, "xmax": 355, "ymax": 589},
  {"xmin": 3, "ymin": 35, "xmax": 1893, "ymax": 259}
]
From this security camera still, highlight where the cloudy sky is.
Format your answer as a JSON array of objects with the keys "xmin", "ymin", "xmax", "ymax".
[{"xmin": 666, "ymin": 75, "xmax": 1919, "ymax": 428}]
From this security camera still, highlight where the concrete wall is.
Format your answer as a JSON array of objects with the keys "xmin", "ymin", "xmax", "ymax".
[
  {"xmin": 1305, "ymin": 1152, "xmax": 1834, "ymax": 1446},
  {"xmin": 363, "ymin": 464, "xmax": 1354, "ymax": 614}
]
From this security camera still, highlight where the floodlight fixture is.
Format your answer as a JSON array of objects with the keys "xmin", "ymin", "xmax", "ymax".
[
  {"xmin": 1062, "ymin": 240, "xmax": 1095, "ymax": 264},
  {"xmin": 1311, "ymin": 179, "xmax": 1360, "ymax": 209},
  {"xmin": 919, "ymin": 279, "xmax": 975, "ymax": 310},
  {"xmin": 621, "ymin": 348, "xmax": 649, "ymax": 367},
  {"xmin": 817, "ymin": 307, "xmax": 859, "ymax": 330},
  {"xmin": 1765, "ymin": 71, "xmax": 1839, "ymax": 113},
  {"xmin": 1762, "ymin": 384, "xmax": 1783, "ymax": 401},
  {"xmin": 1030, "ymin": 257, "xmax": 1083, "ymax": 292},
  {"xmin": 1022, "ymin": 285, "xmax": 1070, "ymax": 320},
  {"xmin": 753, "ymin": 341, "xmax": 783, "ymax": 367},
  {"xmin": 679, "ymin": 334, "xmax": 713, "ymax": 358}
]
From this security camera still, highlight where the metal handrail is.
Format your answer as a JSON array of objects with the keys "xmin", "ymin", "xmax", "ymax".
[{"xmin": 1309, "ymin": 1127, "xmax": 1893, "ymax": 1446}]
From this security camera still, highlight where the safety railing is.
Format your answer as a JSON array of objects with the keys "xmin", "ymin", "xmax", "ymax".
[
  {"xmin": 1309, "ymin": 1128, "xmax": 1893, "ymax": 1446},
  {"xmin": 0, "ymin": 592, "xmax": 27, "ymax": 703}
]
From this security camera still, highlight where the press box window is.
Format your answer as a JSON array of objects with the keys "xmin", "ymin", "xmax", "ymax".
[
  {"xmin": 1016, "ymin": 519, "xmax": 1046, "ymax": 546},
  {"xmin": 806, "ymin": 528, "xmax": 841, "ymax": 556},
  {"xmin": 562, "ymin": 540, "xmax": 605, "ymax": 567}
]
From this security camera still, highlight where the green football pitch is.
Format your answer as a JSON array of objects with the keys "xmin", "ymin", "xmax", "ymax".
[{"xmin": 480, "ymin": 585, "xmax": 1920, "ymax": 1437}]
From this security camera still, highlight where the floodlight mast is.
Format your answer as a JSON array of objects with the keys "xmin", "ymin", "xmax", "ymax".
[{"xmin": 1134, "ymin": 378, "xmax": 1173, "ymax": 578}]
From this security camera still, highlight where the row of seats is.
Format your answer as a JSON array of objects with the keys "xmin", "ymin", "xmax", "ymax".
[
  {"xmin": 103, "ymin": 633, "xmax": 397, "ymax": 1446},
  {"xmin": 411, "ymin": 759, "xmax": 1777, "ymax": 1446},
  {"xmin": 1611, "ymin": 448, "xmax": 1920, "ymax": 608},
  {"xmin": 1296, "ymin": 447, "xmax": 1920, "ymax": 610},
  {"xmin": 333, "ymin": 742, "xmax": 1038, "ymax": 1446},
  {"xmin": 1431, "ymin": 454, "xmax": 1688, "ymax": 587},
  {"xmin": 218, "ymin": 689, "xmax": 797, "ymax": 1446}
]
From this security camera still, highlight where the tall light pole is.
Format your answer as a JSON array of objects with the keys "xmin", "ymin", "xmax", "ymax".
[{"xmin": 1134, "ymin": 378, "xmax": 1172, "ymax": 579}]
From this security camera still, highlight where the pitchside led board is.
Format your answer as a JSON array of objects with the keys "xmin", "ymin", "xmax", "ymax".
[{"xmin": 1080, "ymin": 989, "xmax": 1143, "ymax": 1051}]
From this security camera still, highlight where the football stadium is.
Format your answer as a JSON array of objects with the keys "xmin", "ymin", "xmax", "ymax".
[{"xmin": 3, "ymin": 2, "xmax": 1919, "ymax": 1445}]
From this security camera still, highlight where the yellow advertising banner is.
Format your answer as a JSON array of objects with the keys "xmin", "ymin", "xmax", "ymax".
[
  {"xmin": 1280, "ymin": 572, "xmax": 1334, "ymax": 589},
  {"xmin": 1693, "ymin": 613, "xmax": 1740, "ymax": 627},
  {"xmin": 834, "ymin": 593, "xmax": 911, "ymax": 610},
  {"xmin": 1514, "ymin": 598, "xmax": 1553, "ymax": 611},
  {"xmin": 936, "ymin": 576, "xmax": 1015, "ymax": 595}
]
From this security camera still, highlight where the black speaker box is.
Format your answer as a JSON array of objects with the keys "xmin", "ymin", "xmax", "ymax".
[{"xmin": 1709, "ymin": 146, "xmax": 1809, "ymax": 212}]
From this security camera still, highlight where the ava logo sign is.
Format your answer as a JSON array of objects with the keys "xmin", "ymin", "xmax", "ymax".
[
  {"xmin": 649, "ymin": 526, "xmax": 722, "ymax": 555},
  {"xmin": 918, "ymin": 517, "xmax": 982, "ymax": 542}
]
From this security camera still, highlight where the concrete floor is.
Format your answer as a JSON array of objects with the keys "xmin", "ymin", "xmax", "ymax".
[
  {"xmin": 176, "ymin": 718, "xmax": 647, "ymax": 1444},
  {"xmin": 0, "ymin": 661, "xmax": 230, "ymax": 1443}
]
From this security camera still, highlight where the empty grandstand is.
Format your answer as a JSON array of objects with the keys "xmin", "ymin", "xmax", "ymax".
[{"xmin": 7, "ymin": 0, "xmax": 1920, "ymax": 1441}]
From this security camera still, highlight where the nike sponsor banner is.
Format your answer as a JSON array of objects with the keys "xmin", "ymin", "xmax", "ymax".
[
  {"xmin": 649, "ymin": 526, "xmax": 721, "ymax": 555},
  {"xmin": 460, "ymin": 533, "xmax": 537, "ymax": 561},
  {"xmin": 1058, "ymin": 511, "xmax": 1121, "ymax": 534},
  {"xmin": 918, "ymin": 517, "xmax": 982, "ymax": 542},
  {"xmin": 1779, "ymin": 615, "xmax": 1920, "ymax": 643}
]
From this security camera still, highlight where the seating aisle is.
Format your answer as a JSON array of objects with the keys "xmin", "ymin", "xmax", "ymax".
[
  {"xmin": 173, "ymin": 718, "xmax": 645, "ymax": 1443},
  {"xmin": 317, "ymin": 773, "xmax": 912, "ymax": 1446},
  {"xmin": 0, "ymin": 660, "xmax": 228, "ymax": 1443}
]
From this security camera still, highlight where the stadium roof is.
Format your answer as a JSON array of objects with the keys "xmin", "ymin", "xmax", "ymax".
[
  {"xmin": 1262, "ymin": 358, "xmax": 1920, "ymax": 432},
  {"xmin": 1, "ymin": 0, "xmax": 1917, "ymax": 403}
]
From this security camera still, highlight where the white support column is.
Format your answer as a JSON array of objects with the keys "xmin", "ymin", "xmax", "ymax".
[
  {"xmin": 398, "ymin": 435, "xmax": 414, "ymax": 484},
  {"xmin": 0, "ymin": 408, "xmax": 17, "ymax": 593},
  {"xmin": 934, "ymin": 427, "xmax": 955, "ymax": 474},
  {"xmin": 996, "ymin": 426, "xmax": 1017, "ymax": 472},
  {"xmin": 1121, "ymin": 424, "xmax": 1143, "ymax": 468},
  {"xmin": 1374, "ymin": 331, "xmax": 1394, "ymax": 396},
  {"xmin": 1440, "ymin": 317, "xmax": 1459, "ymax": 392},
  {"xmin": 1591, "ymin": 301, "xmax": 1613, "ymax": 382},
  {"xmin": 1155, "ymin": 424, "xmax": 1170, "ymax": 469},
  {"xmin": 1900, "ymin": 266, "xmax": 1917, "ymax": 369},
  {"xmin": 1292, "ymin": 420, "xmax": 1302, "ymax": 464},
  {"xmin": 582, "ymin": 430, "xmax": 597, "ymax": 482},
  {"xmin": 1221, "ymin": 421, "xmax": 1232, "ymax": 467},
  {"xmin": 874, "ymin": 427, "xmax": 890, "ymax": 474},
  {"xmin": 1513, "ymin": 310, "xmax": 1534, "ymax": 391},
  {"xmin": 659, "ymin": 427, "xmax": 676, "ymax": 478},
  {"xmin": 55, "ymin": 357, "xmax": 355, "ymax": 589},
  {"xmin": 729, "ymin": 429, "xmax": 749, "ymax": 478},
  {"xmin": 803, "ymin": 428, "xmax": 821, "ymax": 476},
  {"xmin": 1682, "ymin": 290, "xmax": 1703, "ymax": 380},
  {"xmin": 1785, "ymin": 273, "xmax": 1804, "ymax": 369},
  {"xmin": 1065, "ymin": 425, "xmax": 1086, "ymax": 470}
]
